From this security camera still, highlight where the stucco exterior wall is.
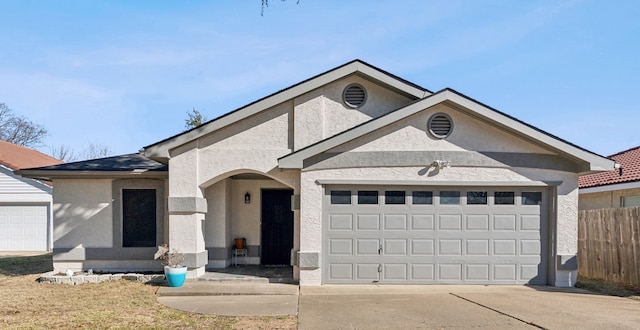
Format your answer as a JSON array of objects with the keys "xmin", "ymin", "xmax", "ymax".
[
  {"xmin": 579, "ymin": 188, "xmax": 640, "ymax": 210},
  {"xmin": 204, "ymin": 179, "xmax": 231, "ymax": 248},
  {"xmin": 53, "ymin": 179, "xmax": 113, "ymax": 248},
  {"xmin": 333, "ymin": 104, "xmax": 552, "ymax": 154},
  {"xmin": 298, "ymin": 166, "xmax": 577, "ymax": 286},
  {"xmin": 293, "ymin": 76, "xmax": 415, "ymax": 150}
]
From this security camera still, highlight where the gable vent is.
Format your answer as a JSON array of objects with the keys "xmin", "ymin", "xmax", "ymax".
[
  {"xmin": 428, "ymin": 113, "xmax": 453, "ymax": 138},
  {"xmin": 343, "ymin": 84, "xmax": 367, "ymax": 108}
]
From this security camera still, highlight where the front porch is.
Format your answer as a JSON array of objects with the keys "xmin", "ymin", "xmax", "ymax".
[
  {"xmin": 198, "ymin": 172, "xmax": 299, "ymax": 276},
  {"xmin": 201, "ymin": 265, "xmax": 296, "ymax": 284}
]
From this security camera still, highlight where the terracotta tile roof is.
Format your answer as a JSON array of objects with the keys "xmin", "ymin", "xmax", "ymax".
[
  {"xmin": 0, "ymin": 140, "xmax": 63, "ymax": 170},
  {"xmin": 579, "ymin": 146, "xmax": 640, "ymax": 188}
]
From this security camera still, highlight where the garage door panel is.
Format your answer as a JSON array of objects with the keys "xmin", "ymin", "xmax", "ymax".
[
  {"xmin": 356, "ymin": 239, "xmax": 379, "ymax": 255},
  {"xmin": 383, "ymin": 214, "xmax": 407, "ymax": 230},
  {"xmin": 521, "ymin": 215, "xmax": 541, "ymax": 230},
  {"xmin": 324, "ymin": 187, "xmax": 547, "ymax": 284},
  {"xmin": 494, "ymin": 264, "xmax": 517, "ymax": 280},
  {"xmin": 466, "ymin": 214, "xmax": 489, "ymax": 230},
  {"xmin": 356, "ymin": 264, "xmax": 380, "ymax": 281},
  {"xmin": 329, "ymin": 214, "xmax": 353, "ymax": 230},
  {"xmin": 439, "ymin": 239, "xmax": 462, "ymax": 255},
  {"xmin": 466, "ymin": 264, "xmax": 490, "ymax": 281},
  {"xmin": 466, "ymin": 239, "xmax": 489, "ymax": 256},
  {"xmin": 493, "ymin": 215, "xmax": 517, "ymax": 230},
  {"xmin": 521, "ymin": 240, "xmax": 541, "ymax": 255},
  {"xmin": 493, "ymin": 240, "xmax": 517, "ymax": 256},
  {"xmin": 411, "ymin": 239, "xmax": 434, "ymax": 255},
  {"xmin": 329, "ymin": 239, "xmax": 353, "ymax": 255},
  {"xmin": 411, "ymin": 214, "xmax": 434, "ymax": 230},
  {"xmin": 383, "ymin": 239, "xmax": 407, "ymax": 255},
  {"xmin": 384, "ymin": 264, "xmax": 407, "ymax": 280},
  {"xmin": 439, "ymin": 264, "xmax": 463, "ymax": 280},
  {"xmin": 356, "ymin": 214, "xmax": 379, "ymax": 230},
  {"xmin": 411, "ymin": 264, "xmax": 435, "ymax": 280},
  {"xmin": 438, "ymin": 214, "xmax": 462, "ymax": 230},
  {"xmin": 328, "ymin": 264, "xmax": 353, "ymax": 281}
]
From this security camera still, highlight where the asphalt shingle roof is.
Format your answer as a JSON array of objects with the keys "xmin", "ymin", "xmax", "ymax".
[
  {"xmin": 579, "ymin": 146, "xmax": 640, "ymax": 188},
  {"xmin": 25, "ymin": 153, "xmax": 167, "ymax": 172}
]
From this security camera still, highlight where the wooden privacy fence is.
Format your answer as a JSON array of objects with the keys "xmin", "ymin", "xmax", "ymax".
[{"xmin": 578, "ymin": 207, "xmax": 640, "ymax": 287}]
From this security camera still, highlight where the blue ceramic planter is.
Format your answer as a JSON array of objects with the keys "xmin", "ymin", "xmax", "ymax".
[{"xmin": 164, "ymin": 266, "xmax": 187, "ymax": 287}]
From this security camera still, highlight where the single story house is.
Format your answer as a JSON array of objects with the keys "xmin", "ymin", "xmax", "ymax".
[
  {"xmin": 0, "ymin": 140, "xmax": 62, "ymax": 251},
  {"xmin": 18, "ymin": 60, "xmax": 614, "ymax": 286},
  {"xmin": 579, "ymin": 146, "xmax": 639, "ymax": 210}
]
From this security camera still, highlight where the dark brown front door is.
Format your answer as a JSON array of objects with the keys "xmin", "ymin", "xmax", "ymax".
[{"xmin": 261, "ymin": 189, "xmax": 294, "ymax": 265}]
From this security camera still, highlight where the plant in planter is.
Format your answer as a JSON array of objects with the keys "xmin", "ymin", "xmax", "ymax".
[{"xmin": 156, "ymin": 244, "xmax": 187, "ymax": 287}]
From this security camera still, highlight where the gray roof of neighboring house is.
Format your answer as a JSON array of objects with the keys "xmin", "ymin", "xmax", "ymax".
[{"xmin": 16, "ymin": 153, "xmax": 167, "ymax": 180}]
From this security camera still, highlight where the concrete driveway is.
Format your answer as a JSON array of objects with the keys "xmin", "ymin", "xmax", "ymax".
[{"xmin": 298, "ymin": 285, "xmax": 640, "ymax": 329}]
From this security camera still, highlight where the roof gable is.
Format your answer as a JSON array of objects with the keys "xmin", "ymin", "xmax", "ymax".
[
  {"xmin": 278, "ymin": 88, "xmax": 614, "ymax": 174},
  {"xmin": 143, "ymin": 59, "xmax": 431, "ymax": 160}
]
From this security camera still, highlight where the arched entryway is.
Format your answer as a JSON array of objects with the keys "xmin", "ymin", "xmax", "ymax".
[{"xmin": 201, "ymin": 170, "xmax": 297, "ymax": 270}]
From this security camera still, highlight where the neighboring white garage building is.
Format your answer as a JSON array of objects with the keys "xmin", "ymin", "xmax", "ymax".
[
  {"xmin": 0, "ymin": 140, "xmax": 62, "ymax": 251},
  {"xmin": 19, "ymin": 60, "xmax": 613, "ymax": 286}
]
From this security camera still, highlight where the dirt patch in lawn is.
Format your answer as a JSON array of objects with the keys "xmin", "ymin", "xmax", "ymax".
[{"xmin": 0, "ymin": 254, "xmax": 297, "ymax": 329}]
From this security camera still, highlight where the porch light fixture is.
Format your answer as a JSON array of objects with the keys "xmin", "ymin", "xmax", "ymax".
[{"xmin": 244, "ymin": 192, "xmax": 251, "ymax": 204}]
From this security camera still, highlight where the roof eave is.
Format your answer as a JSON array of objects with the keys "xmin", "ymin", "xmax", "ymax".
[
  {"xmin": 278, "ymin": 89, "xmax": 615, "ymax": 173},
  {"xmin": 16, "ymin": 170, "xmax": 168, "ymax": 180}
]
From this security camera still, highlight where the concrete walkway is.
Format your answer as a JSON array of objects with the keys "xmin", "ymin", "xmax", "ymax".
[
  {"xmin": 157, "ymin": 283, "xmax": 640, "ymax": 329},
  {"xmin": 157, "ymin": 282, "xmax": 299, "ymax": 316}
]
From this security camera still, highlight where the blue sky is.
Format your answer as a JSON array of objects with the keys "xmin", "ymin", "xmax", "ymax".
[{"xmin": 0, "ymin": 0, "xmax": 638, "ymax": 158}]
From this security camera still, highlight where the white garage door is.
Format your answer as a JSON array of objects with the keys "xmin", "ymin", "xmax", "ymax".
[
  {"xmin": 324, "ymin": 186, "xmax": 548, "ymax": 285},
  {"xmin": 0, "ymin": 205, "xmax": 49, "ymax": 251}
]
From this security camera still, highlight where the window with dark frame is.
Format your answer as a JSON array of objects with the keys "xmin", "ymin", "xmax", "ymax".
[
  {"xmin": 412, "ymin": 191, "xmax": 433, "ymax": 204},
  {"xmin": 330, "ymin": 190, "xmax": 351, "ymax": 204},
  {"xmin": 411, "ymin": 191, "xmax": 433, "ymax": 205},
  {"xmin": 122, "ymin": 189, "xmax": 156, "ymax": 248},
  {"xmin": 495, "ymin": 192, "xmax": 515, "ymax": 205},
  {"xmin": 522, "ymin": 192, "xmax": 543, "ymax": 205},
  {"xmin": 467, "ymin": 191, "xmax": 487, "ymax": 205},
  {"xmin": 440, "ymin": 191, "xmax": 460, "ymax": 205},
  {"xmin": 358, "ymin": 191, "xmax": 379, "ymax": 204},
  {"xmin": 385, "ymin": 191, "xmax": 406, "ymax": 205}
]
